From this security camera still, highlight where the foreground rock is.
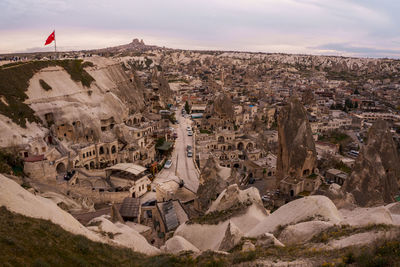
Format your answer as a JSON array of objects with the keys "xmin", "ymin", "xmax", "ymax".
[
  {"xmin": 255, "ymin": 232, "xmax": 285, "ymax": 247},
  {"xmin": 0, "ymin": 174, "xmax": 101, "ymax": 242},
  {"xmin": 161, "ymin": 236, "xmax": 200, "ymax": 254},
  {"xmin": 207, "ymin": 184, "xmax": 263, "ymax": 213},
  {"xmin": 87, "ymin": 215, "xmax": 160, "ymax": 255},
  {"xmin": 174, "ymin": 204, "xmax": 269, "ymax": 251},
  {"xmin": 218, "ymin": 221, "xmax": 244, "ymax": 251},
  {"xmin": 248, "ymin": 196, "xmax": 342, "ymax": 237},
  {"xmin": 340, "ymin": 206, "xmax": 394, "ymax": 226},
  {"xmin": 342, "ymin": 120, "xmax": 400, "ymax": 207},
  {"xmin": 195, "ymin": 156, "xmax": 234, "ymax": 211},
  {"xmin": 279, "ymin": 221, "xmax": 333, "ymax": 245}
]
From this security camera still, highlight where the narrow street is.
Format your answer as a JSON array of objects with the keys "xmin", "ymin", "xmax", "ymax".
[{"xmin": 152, "ymin": 107, "xmax": 199, "ymax": 193}]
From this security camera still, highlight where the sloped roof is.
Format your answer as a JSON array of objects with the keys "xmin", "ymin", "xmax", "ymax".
[
  {"xmin": 23, "ymin": 155, "xmax": 45, "ymax": 162},
  {"xmin": 119, "ymin": 197, "xmax": 140, "ymax": 218},
  {"xmin": 156, "ymin": 141, "xmax": 174, "ymax": 151},
  {"xmin": 163, "ymin": 201, "xmax": 179, "ymax": 231},
  {"xmin": 106, "ymin": 163, "xmax": 146, "ymax": 175}
]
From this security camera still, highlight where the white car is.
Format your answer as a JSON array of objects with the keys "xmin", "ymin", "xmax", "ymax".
[
  {"xmin": 187, "ymin": 151, "xmax": 193, "ymax": 157},
  {"xmin": 164, "ymin": 160, "xmax": 172, "ymax": 169},
  {"xmin": 186, "ymin": 126, "xmax": 192, "ymax": 131},
  {"xmin": 187, "ymin": 131, "xmax": 193, "ymax": 136}
]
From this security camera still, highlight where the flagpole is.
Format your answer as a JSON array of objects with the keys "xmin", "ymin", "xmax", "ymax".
[{"xmin": 54, "ymin": 30, "xmax": 57, "ymax": 56}]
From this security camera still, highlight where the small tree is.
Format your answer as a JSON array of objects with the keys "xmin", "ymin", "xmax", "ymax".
[{"xmin": 185, "ymin": 101, "xmax": 191, "ymax": 114}]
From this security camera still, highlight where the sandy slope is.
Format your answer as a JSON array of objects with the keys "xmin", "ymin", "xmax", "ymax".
[{"xmin": 0, "ymin": 174, "xmax": 102, "ymax": 242}]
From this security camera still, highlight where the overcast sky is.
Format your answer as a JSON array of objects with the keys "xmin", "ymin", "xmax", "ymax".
[{"xmin": 1, "ymin": 0, "xmax": 400, "ymax": 58}]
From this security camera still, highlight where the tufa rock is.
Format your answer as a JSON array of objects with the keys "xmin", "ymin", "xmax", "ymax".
[
  {"xmin": 207, "ymin": 184, "xmax": 262, "ymax": 213},
  {"xmin": 255, "ymin": 232, "xmax": 285, "ymax": 248},
  {"xmin": 342, "ymin": 120, "xmax": 400, "ymax": 207},
  {"xmin": 218, "ymin": 221, "xmax": 244, "ymax": 251},
  {"xmin": 276, "ymin": 97, "xmax": 317, "ymax": 186},
  {"xmin": 301, "ymin": 89, "xmax": 315, "ymax": 106},
  {"xmin": 195, "ymin": 156, "xmax": 232, "ymax": 211},
  {"xmin": 110, "ymin": 203, "xmax": 124, "ymax": 223},
  {"xmin": 203, "ymin": 93, "xmax": 234, "ymax": 120}
]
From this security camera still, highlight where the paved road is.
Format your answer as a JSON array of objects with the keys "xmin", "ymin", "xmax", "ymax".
[{"xmin": 153, "ymin": 107, "xmax": 199, "ymax": 193}]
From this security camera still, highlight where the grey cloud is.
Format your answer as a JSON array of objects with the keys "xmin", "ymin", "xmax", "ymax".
[{"xmin": 310, "ymin": 43, "xmax": 400, "ymax": 58}]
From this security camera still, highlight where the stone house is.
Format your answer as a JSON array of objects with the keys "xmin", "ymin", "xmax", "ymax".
[
  {"xmin": 106, "ymin": 163, "xmax": 151, "ymax": 198},
  {"xmin": 325, "ymin": 168, "xmax": 348, "ymax": 186}
]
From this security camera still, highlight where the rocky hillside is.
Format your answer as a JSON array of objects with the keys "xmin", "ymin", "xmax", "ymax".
[{"xmin": 0, "ymin": 56, "xmax": 145, "ymax": 148}]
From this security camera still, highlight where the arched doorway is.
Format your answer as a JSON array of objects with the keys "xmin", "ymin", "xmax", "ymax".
[
  {"xmin": 90, "ymin": 161, "xmax": 95, "ymax": 169},
  {"xmin": 56, "ymin": 162, "xmax": 66, "ymax": 174},
  {"xmin": 237, "ymin": 142, "xmax": 244, "ymax": 150},
  {"xmin": 290, "ymin": 189, "xmax": 294, "ymax": 197}
]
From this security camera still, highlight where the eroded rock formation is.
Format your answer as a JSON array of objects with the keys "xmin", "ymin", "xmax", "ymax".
[
  {"xmin": 276, "ymin": 98, "xmax": 317, "ymax": 186},
  {"xmin": 343, "ymin": 120, "xmax": 400, "ymax": 207},
  {"xmin": 195, "ymin": 156, "xmax": 232, "ymax": 212}
]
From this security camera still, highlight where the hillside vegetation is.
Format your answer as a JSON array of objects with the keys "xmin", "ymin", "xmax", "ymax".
[
  {"xmin": 1, "ymin": 205, "xmax": 400, "ymax": 267},
  {"xmin": 0, "ymin": 60, "xmax": 94, "ymax": 127}
]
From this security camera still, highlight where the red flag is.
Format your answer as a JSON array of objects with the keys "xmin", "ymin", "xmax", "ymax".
[{"xmin": 44, "ymin": 31, "xmax": 55, "ymax": 45}]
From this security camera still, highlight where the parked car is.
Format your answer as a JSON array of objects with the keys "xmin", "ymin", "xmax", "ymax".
[
  {"xmin": 187, "ymin": 131, "xmax": 193, "ymax": 136},
  {"xmin": 187, "ymin": 151, "xmax": 193, "ymax": 157},
  {"xmin": 186, "ymin": 126, "xmax": 192, "ymax": 131},
  {"xmin": 187, "ymin": 145, "xmax": 192, "ymax": 151},
  {"xmin": 164, "ymin": 160, "xmax": 172, "ymax": 169}
]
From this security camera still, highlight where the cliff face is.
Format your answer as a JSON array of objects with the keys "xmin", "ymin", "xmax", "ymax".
[
  {"xmin": 276, "ymin": 98, "xmax": 317, "ymax": 185},
  {"xmin": 0, "ymin": 56, "xmax": 147, "ymax": 147},
  {"xmin": 343, "ymin": 120, "xmax": 400, "ymax": 207},
  {"xmin": 151, "ymin": 67, "xmax": 173, "ymax": 106}
]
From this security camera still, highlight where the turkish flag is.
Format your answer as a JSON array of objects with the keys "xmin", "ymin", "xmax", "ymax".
[{"xmin": 44, "ymin": 31, "xmax": 55, "ymax": 45}]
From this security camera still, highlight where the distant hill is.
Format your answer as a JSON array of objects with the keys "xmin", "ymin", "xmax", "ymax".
[{"xmin": 92, "ymin": 38, "xmax": 166, "ymax": 53}]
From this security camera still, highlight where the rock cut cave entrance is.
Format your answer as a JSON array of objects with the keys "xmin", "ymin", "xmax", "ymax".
[{"xmin": 56, "ymin": 162, "xmax": 66, "ymax": 174}]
